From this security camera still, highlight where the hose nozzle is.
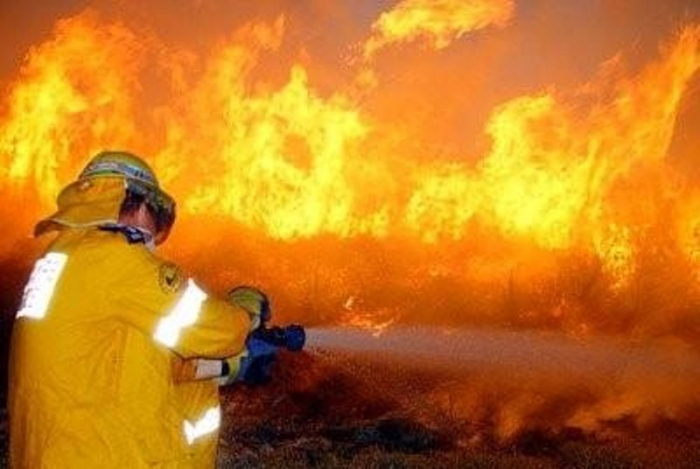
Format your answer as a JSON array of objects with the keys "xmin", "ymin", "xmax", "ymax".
[{"xmin": 250, "ymin": 324, "xmax": 306, "ymax": 352}]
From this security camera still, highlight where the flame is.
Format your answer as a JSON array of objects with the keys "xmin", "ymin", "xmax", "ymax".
[
  {"xmin": 175, "ymin": 63, "xmax": 376, "ymax": 238},
  {"xmin": 1, "ymin": 7, "xmax": 700, "ymax": 333},
  {"xmin": 363, "ymin": 0, "xmax": 515, "ymax": 59},
  {"xmin": 0, "ymin": 11, "xmax": 143, "ymax": 202},
  {"xmin": 338, "ymin": 296, "xmax": 397, "ymax": 337}
]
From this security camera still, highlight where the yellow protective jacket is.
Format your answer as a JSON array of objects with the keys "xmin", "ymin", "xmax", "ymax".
[{"xmin": 8, "ymin": 227, "xmax": 250, "ymax": 468}]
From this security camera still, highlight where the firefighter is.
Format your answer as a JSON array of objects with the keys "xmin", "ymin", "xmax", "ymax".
[{"xmin": 8, "ymin": 151, "xmax": 275, "ymax": 468}]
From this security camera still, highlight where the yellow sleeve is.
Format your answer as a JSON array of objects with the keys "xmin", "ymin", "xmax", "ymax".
[{"xmin": 109, "ymin": 246, "xmax": 250, "ymax": 359}]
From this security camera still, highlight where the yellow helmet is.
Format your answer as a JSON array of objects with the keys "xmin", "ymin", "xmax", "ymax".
[
  {"xmin": 79, "ymin": 151, "xmax": 161, "ymax": 188},
  {"xmin": 35, "ymin": 151, "xmax": 176, "ymax": 240}
]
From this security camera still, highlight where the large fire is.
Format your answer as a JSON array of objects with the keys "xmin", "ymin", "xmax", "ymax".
[{"xmin": 2, "ymin": 0, "xmax": 700, "ymax": 441}]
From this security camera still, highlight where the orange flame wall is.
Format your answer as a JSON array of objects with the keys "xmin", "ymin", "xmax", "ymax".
[{"xmin": 2, "ymin": 0, "xmax": 700, "ymax": 342}]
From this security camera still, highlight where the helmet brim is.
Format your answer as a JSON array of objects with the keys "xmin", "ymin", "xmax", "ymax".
[{"xmin": 34, "ymin": 177, "xmax": 127, "ymax": 236}]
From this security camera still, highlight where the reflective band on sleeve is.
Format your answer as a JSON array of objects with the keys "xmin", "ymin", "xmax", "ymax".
[
  {"xmin": 17, "ymin": 253, "xmax": 68, "ymax": 320},
  {"xmin": 154, "ymin": 279, "xmax": 207, "ymax": 348},
  {"xmin": 194, "ymin": 359, "xmax": 224, "ymax": 380},
  {"xmin": 183, "ymin": 406, "xmax": 221, "ymax": 444}
]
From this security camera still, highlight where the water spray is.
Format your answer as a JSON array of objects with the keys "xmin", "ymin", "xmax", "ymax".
[{"xmin": 304, "ymin": 325, "xmax": 700, "ymax": 377}]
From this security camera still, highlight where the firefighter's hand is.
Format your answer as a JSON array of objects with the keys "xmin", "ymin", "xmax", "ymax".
[
  {"xmin": 220, "ymin": 337, "xmax": 278, "ymax": 386},
  {"xmin": 228, "ymin": 286, "xmax": 270, "ymax": 331}
]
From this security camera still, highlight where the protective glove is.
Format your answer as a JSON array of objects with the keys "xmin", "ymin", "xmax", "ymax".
[
  {"xmin": 219, "ymin": 336, "xmax": 279, "ymax": 386},
  {"xmin": 228, "ymin": 286, "xmax": 270, "ymax": 331}
]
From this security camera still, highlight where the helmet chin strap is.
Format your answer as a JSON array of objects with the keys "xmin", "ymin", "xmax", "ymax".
[
  {"xmin": 97, "ymin": 222, "xmax": 157, "ymax": 252},
  {"xmin": 128, "ymin": 224, "xmax": 156, "ymax": 252}
]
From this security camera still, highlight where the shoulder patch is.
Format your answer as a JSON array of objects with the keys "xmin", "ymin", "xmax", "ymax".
[{"xmin": 159, "ymin": 262, "xmax": 182, "ymax": 293}]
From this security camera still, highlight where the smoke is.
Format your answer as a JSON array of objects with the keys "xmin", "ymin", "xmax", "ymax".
[{"xmin": 306, "ymin": 326, "xmax": 700, "ymax": 439}]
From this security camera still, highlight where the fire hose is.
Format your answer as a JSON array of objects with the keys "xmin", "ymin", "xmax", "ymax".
[{"xmin": 250, "ymin": 323, "xmax": 306, "ymax": 352}]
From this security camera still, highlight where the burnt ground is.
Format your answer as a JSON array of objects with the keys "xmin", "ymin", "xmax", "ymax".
[{"xmin": 211, "ymin": 351, "xmax": 700, "ymax": 468}]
